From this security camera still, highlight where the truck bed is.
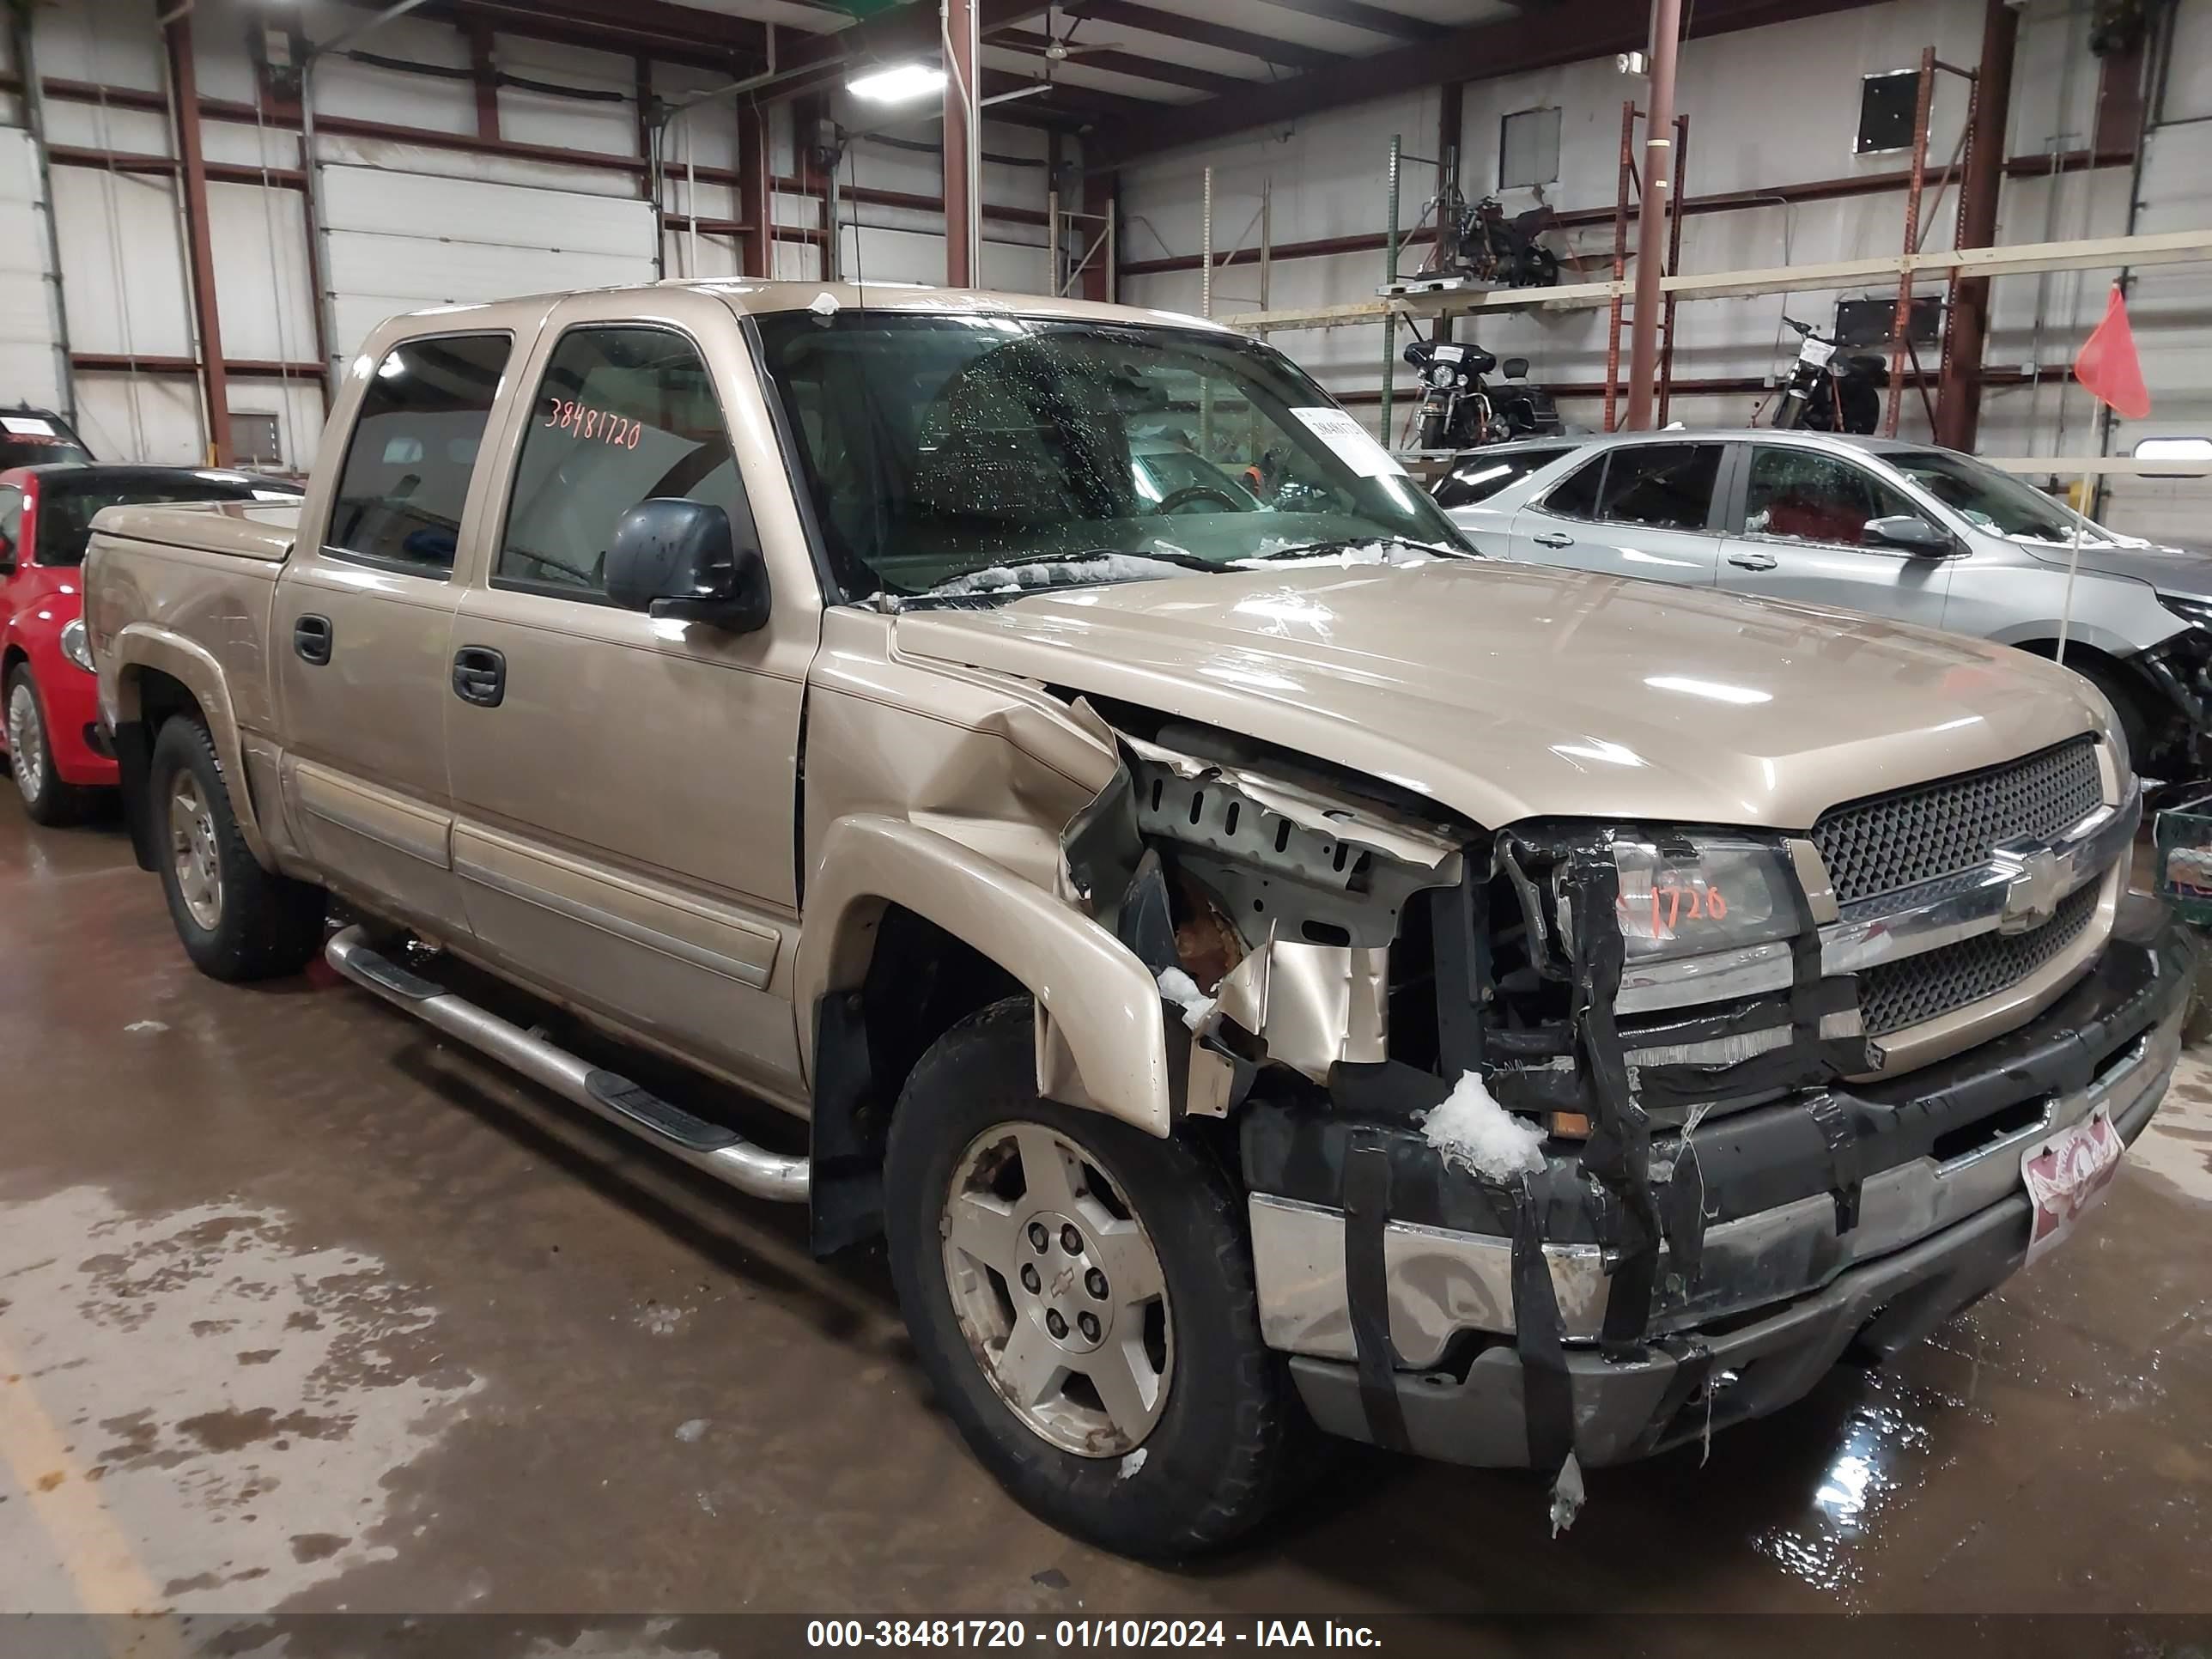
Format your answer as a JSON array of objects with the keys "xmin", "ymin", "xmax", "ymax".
[{"xmin": 91, "ymin": 499, "xmax": 301, "ymax": 563}]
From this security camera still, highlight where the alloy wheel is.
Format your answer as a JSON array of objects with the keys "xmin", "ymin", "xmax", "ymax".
[
  {"xmin": 8, "ymin": 682, "xmax": 43, "ymax": 805},
  {"xmin": 168, "ymin": 773, "xmax": 223, "ymax": 929},
  {"xmin": 939, "ymin": 1121, "xmax": 1174, "ymax": 1458}
]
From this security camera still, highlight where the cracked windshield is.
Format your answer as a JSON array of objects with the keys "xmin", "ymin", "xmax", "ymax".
[{"xmin": 751, "ymin": 311, "xmax": 1468, "ymax": 605}]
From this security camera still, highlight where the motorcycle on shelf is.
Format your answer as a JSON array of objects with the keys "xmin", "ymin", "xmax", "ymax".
[
  {"xmin": 1403, "ymin": 336, "xmax": 1567, "ymax": 451},
  {"xmin": 1426, "ymin": 185, "xmax": 1562, "ymax": 290},
  {"xmin": 1768, "ymin": 316, "xmax": 1886, "ymax": 434}
]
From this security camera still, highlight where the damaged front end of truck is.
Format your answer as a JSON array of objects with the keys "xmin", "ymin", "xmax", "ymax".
[{"xmin": 1055, "ymin": 708, "xmax": 2187, "ymax": 1510}]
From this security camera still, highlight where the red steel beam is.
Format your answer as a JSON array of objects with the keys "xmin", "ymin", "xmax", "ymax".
[
  {"xmin": 1246, "ymin": 0, "xmax": 1447, "ymax": 41},
  {"xmin": 1935, "ymin": 0, "xmax": 2017, "ymax": 449},
  {"xmin": 1625, "ymin": 0, "xmax": 1684, "ymax": 430},
  {"xmin": 467, "ymin": 20, "xmax": 500, "ymax": 143},
  {"xmin": 1063, "ymin": 3, "xmax": 1342, "ymax": 72},
  {"xmin": 71, "ymin": 353, "xmax": 326, "ymax": 379},
  {"xmin": 1112, "ymin": 148, "xmax": 2133, "ymax": 278},
  {"xmin": 946, "ymin": 0, "xmax": 980, "ymax": 286},
  {"xmin": 165, "ymin": 17, "xmax": 233, "ymax": 465}
]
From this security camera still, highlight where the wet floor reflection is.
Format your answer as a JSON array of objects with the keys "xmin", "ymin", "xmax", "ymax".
[{"xmin": 1751, "ymin": 1371, "xmax": 1940, "ymax": 1597}]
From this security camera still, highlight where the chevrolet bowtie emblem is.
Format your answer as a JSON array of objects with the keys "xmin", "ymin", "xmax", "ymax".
[{"xmin": 1998, "ymin": 848, "xmax": 2068, "ymax": 933}]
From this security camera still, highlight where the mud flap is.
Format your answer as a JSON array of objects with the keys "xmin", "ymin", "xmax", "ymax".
[
  {"xmin": 113, "ymin": 719, "xmax": 159, "ymax": 872},
  {"xmin": 808, "ymin": 991, "xmax": 880, "ymax": 1257}
]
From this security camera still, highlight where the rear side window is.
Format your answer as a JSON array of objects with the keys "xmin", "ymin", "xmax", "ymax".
[
  {"xmin": 1540, "ymin": 453, "xmax": 1607, "ymax": 520},
  {"xmin": 0, "ymin": 413, "xmax": 92, "ymax": 471},
  {"xmin": 33, "ymin": 474, "xmax": 303, "ymax": 568},
  {"xmin": 0, "ymin": 485, "xmax": 22, "ymax": 569},
  {"xmin": 1597, "ymin": 443, "xmax": 1723, "ymax": 531},
  {"xmin": 495, "ymin": 325, "xmax": 754, "ymax": 600},
  {"xmin": 326, "ymin": 332, "xmax": 512, "ymax": 576},
  {"xmin": 1434, "ymin": 447, "xmax": 1571, "ymax": 509}
]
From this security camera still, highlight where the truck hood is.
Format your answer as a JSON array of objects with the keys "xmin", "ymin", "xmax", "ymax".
[
  {"xmin": 889, "ymin": 561, "xmax": 2106, "ymax": 831},
  {"xmin": 2015, "ymin": 536, "xmax": 2212, "ymax": 601}
]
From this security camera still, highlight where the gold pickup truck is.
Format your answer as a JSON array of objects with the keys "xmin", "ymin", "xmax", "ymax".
[{"xmin": 83, "ymin": 280, "xmax": 2185, "ymax": 1555}]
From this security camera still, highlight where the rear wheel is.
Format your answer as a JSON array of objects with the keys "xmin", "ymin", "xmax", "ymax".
[
  {"xmin": 148, "ymin": 714, "xmax": 326, "ymax": 981},
  {"xmin": 884, "ymin": 1000, "xmax": 1301, "ymax": 1557},
  {"xmin": 6, "ymin": 665, "xmax": 90, "ymax": 827}
]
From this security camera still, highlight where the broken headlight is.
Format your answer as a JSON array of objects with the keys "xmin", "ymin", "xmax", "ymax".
[{"xmin": 1608, "ymin": 836, "xmax": 1803, "ymax": 963}]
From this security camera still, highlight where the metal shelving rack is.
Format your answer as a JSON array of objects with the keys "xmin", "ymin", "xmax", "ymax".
[{"xmin": 1224, "ymin": 52, "xmax": 2212, "ymax": 441}]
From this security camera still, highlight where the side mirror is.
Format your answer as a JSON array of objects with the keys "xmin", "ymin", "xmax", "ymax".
[
  {"xmin": 605, "ymin": 498, "xmax": 770, "ymax": 632},
  {"xmin": 1865, "ymin": 514, "xmax": 1953, "ymax": 556},
  {"xmin": 1501, "ymin": 356, "xmax": 1530, "ymax": 380}
]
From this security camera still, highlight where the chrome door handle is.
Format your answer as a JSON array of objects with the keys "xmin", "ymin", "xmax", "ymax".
[
  {"xmin": 1728, "ymin": 552, "xmax": 1778, "ymax": 571},
  {"xmin": 1533, "ymin": 532, "xmax": 1575, "ymax": 549}
]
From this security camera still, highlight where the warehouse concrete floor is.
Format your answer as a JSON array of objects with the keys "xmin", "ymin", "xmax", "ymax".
[{"xmin": 4, "ymin": 806, "xmax": 2212, "ymax": 1644}]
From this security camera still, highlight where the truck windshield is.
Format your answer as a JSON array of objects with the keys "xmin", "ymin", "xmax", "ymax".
[
  {"xmin": 750, "ymin": 310, "xmax": 1467, "ymax": 604},
  {"xmin": 1887, "ymin": 449, "xmax": 2122, "ymax": 546}
]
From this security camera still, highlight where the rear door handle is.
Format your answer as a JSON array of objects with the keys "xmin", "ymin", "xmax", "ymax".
[
  {"xmin": 293, "ymin": 614, "xmax": 332, "ymax": 665},
  {"xmin": 1728, "ymin": 552, "xmax": 1779, "ymax": 571},
  {"xmin": 451, "ymin": 646, "xmax": 506, "ymax": 708},
  {"xmin": 1533, "ymin": 532, "xmax": 1575, "ymax": 549}
]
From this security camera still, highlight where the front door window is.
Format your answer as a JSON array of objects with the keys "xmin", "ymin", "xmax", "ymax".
[{"xmin": 1744, "ymin": 447, "xmax": 1929, "ymax": 548}]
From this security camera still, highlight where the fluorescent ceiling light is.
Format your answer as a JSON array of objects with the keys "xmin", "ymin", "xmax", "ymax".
[{"xmin": 848, "ymin": 63, "xmax": 946, "ymax": 103}]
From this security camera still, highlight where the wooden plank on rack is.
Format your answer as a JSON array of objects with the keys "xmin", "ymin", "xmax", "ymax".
[{"xmin": 1226, "ymin": 228, "xmax": 2212, "ymax": 331}]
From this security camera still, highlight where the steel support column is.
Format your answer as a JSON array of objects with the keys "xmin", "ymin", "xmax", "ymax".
[
  {"xmin": 1934, "ymin": 0, "xmax": 2015, "ymax": 450},
  {"xmin": 1433, "ymin": 78, "xmax": 1462, "ymax": 345},
  {"xmin": 165, "ymin": 15, "xmax": 232, "ymax": 465},
  {"xmin": 739, "ymin": 101, "xmax": 772, "ymax": 278},
  {"xmin": 9, "ymin": 11, "xmax": 75, "ymax": 425},
  {"xmin": 943, "ymin": 0, "xmax": 981, "ymax": 287},
  {"xmin": 468, "ymin": 21, "xmax": 500, "ymax": 143},
  {"xmin": 1623, "ymin": 0, "xmax": 1680, "ymax": 430}
]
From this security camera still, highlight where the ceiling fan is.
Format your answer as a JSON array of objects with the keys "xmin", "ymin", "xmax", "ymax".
[
  {"xmin": 979, "ymin": 3, "xmax": 1122, "ymax": 108},
  {"xmin": 1038, "ymin": 7, "xmax": 1122, "ymax": 66}
]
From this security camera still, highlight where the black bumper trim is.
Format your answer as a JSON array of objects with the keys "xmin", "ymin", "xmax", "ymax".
[
  {"xmin": 1286, "ymin": 1012, "xmax": 2178, "ymax": 1469},
  {"xmin": 1243, "ymin": 904, "xmax": 2190, "ymax": 1250}
]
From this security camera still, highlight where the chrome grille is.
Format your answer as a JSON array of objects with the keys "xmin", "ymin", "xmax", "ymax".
[
  {"xmin": 1812, "ymin": 738, "xmax": 2104, "ymax": 908},
  {"xmin": 1857, "ymin": 879, "xmax": 2101, "ymax": 1038}
]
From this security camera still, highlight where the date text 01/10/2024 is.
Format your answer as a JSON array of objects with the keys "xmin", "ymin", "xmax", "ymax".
[{"xmin": 802, "ymin": 1620, "xmax": 1384, "ymax": 1650}]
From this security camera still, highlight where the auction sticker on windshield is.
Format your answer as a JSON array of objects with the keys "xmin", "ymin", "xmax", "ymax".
[
  {"xmin": 2021, "ymin": 1108, "xmax": 2123, "ymax": 1265},
  {"xmin": 1291, "ymin": 407, "xmax": 1407, "ymax": 478}
]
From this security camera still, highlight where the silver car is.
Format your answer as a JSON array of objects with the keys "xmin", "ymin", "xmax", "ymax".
[{"xmin": 1436, "ymin": 428, "xmax": 2212, "ymax": 775}]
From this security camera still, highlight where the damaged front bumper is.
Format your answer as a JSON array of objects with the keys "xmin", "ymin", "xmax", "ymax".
[{"xmin": 1248, "ymin": 902, "xmax": 2190, "ymax": 1469}]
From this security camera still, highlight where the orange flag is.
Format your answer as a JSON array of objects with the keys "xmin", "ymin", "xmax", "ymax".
[{"xmin": 2073, "ymin": 283, "xmax": 2150, "ymax": 420}]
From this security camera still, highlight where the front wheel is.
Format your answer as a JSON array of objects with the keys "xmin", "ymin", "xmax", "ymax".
[
  {"xmin": 6, "ymin": 665, "xmax": 91, "ymax": 827},
  {"xmin": 884, "ymin": 1000, "xmax": 1303, "ymax": 1557},
  {"xmin": 148, "ymin": 714, "xmax": 327, "ymax": 981}
]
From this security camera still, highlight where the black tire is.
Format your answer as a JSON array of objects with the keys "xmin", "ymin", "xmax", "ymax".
[
  {"xmin": 5, "ymin": 664, "xmax": 92, "ymax": 827},
  {"xmin": 148, "ymin": 714, "xmax": 326, "ymax": 981},
  {"xmin": 2067, "ymin": 659, "xmax": 2155, "ymax": 777},
  {"xmin": 884, "ymin": 999, "xmax": 1302, "ymax": 1558}
]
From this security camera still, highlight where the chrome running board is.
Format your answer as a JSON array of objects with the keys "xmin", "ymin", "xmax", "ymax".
[{"xmin": 325, "ymin": 924, "xmax": 808, "ymax": 1202}]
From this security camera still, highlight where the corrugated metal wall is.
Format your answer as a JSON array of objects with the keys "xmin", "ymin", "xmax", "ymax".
[
  {"xmin": 1115, "ymin": 0, "xmax": 2212, "ymax": 525},
  {"xmin": 3, "ymin": 0, "xmax": 1063, "ymax": 470}
]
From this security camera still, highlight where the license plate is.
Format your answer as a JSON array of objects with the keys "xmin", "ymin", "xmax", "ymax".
[
  {"xmin": 2020, "ymin": 1108, "xmax": 2124, "ymax": 1265},
  {"xmin": 1801, "ymin": 337, "xmax": 1837, "ymax": 368}
]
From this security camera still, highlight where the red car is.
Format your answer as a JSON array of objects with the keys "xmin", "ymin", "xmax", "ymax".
[{"xmin": 0, "ymin": 464, "xmax": 302, "ymax": 824}]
